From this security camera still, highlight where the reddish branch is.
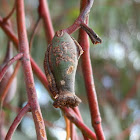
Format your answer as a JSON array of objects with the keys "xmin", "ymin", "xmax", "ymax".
[
  {"xmin": 64, "ymin": 115, "xmax": 71, "ymax": 140},
  {"xmin": 73, "ymin": 107, "xmax": 90, "ymax": 140},
  {"xmin": 5, "ymin": 104, "xmax": 30, "ymax": 140},
  {"xmin": 0, "ymin": 61, "xmax": 20, "ymax": 110},
  {"xmin": 16, "ymin": 0, "xmax": 47, "ymax": 139},
  {"xmin": 0, "ymin": 17, "xmax": 50, "ymax": 94},
  {"xmin": 38, "ymin": 0, "xmax": 54, "ymax": 43},
  {"xmin": 0, "ymin": 53, "xmax": 23, "ymax": 82},
  {"xmin": 29, "ymin": 17, "xmax": 41, "ymax": 50},
  {"xmin": 63, "ymin": 108, "xmax": 97, "ymax": 140},
  {"xmin": 3, "ymin": 1, "xmax": 16, "ymax": 22},
  {"xmin": 78, "ymin": 0, "xmax": 105, "ymax": 139},
  {"xmin": 63, "ymin": 0, "xmax": 93, "ymax": 34}
]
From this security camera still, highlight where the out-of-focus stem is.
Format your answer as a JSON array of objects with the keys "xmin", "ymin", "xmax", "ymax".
[
  {"xmin": 5, "ymin": 104, "xmax": 30, "ymax": 140},
  {"xmin": 16, "ymin": 0, "xmax": 47, "ymax": 139},
  {"xmin": 38, "ymin": 0, "xmax": 54, "ymax": 43},
  {"xmin": 3, "ymin": 1, "xmax": 16, "ymax": 22},
  {"xmin": 63, "ymin": 108, "xmax": 97, "ymax": 140},
  {"xmin": 0, "ymin": 61, "xmax": 20, "ymax": 111},
  {"xmin": 64, "ymin": 115, "xmax": 71, "ymax": 140},
  {"xmin": 29, "ymin": 17, "xmax": 41, "ymax": 50},
  {"xmin": 0, "ymin": 53, "xmax": 23, "ymax": 82},
  {"xmin": 73, "ymin": 107, "xmax": 90, "ymax": 140}
]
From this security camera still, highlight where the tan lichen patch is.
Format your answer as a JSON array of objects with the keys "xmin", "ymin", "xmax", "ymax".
[
  {"xmin": 66, "ymin": 66, "xmax": 74, "ymax": 75},
  {"xmin": 35, "ymin": 110, "xmax": 42, "ymax": 122},
  {"xmin": 35, "ymin": 110, "xmax": 45, "ymax": 138},
  {"xmin": 60, "ymin": 80, "xmax": 65, "ymax": 85},
  {"xmin": 40, "ymin": 129, "xmax": 45, "ymax": 138}
]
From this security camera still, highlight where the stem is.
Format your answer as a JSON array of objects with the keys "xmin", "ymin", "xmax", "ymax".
[
  {"xmin": 16, "ymin": 0, "xmax": 47, "ymax": 139},
  {"xmin": 0, "ymin": 53, "xmax": 23, "ymax": 82},
  {"xmin": 38, "ymin": 0, "xmax": 54, "ymax": 43},
  {"xmin": 64, "ymin": 115, "xmax": 71, "ymax": 140},
  {"xmin": 63, "ymin": 0, "xmax": 94, "ymax": 34},
  {"xmin": 29, "ymin": 17, "xmax": 41, "ymax": 50},
  {"xmin": 78, "ymin": 0, "xmax": 105, "ymax": 139},
  {"xmin": 63, "ymin": 108, "xmax": 97, "ymax": 140},
  {"xmin": 73, "ymin": 107, "xmax": 90, "ymax": 140},
  {"xmin": 5, "ymin": 104, "xmax": 30, "ymax": 140},
  {"xmin": 0, "ymin": 16, "xmax": 50, "ymax": 95},
  {"xmin": 3, "ymin": 1, "xmax": 16, "ymax": 22},
  {"xmin": 70, "ymin": 122, "xmax": 75, "ymax": 140},
  {"xmin": 0, "ymin": 61, "xmax": 20, "ymax": 113}
]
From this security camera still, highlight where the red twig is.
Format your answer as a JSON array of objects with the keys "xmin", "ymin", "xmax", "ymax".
[
  {"xmin": 16, "ymin": 0, "xmax": 47, "ymax": 139},
  {"xmin": 29, "ymin": 17, "xmax": 41, "ymax": 50},
  {"xmin": 38, "ymin": 0, "xmax": 54, "ymax": 43},
  {"xmin": 78, "ymin": 0, "xmax": 105, "ymax": 139},
  {"xmin": 63, "ymin": 108, "xmax": 97, "ymax": 140},
  {"xmin": 64, "ymin": 115, "xmax": 71, "ymax": 140},
  {"xmin": 63, "ymin": 0, "xmax": 93, "ymax": 34},
  {"xmin": 70, "ymin": 122, "xmax": 75, "ymax": 140},
  {"xmin": 0, "ymin": 16, "xmax": 51, "ymax": 95},
  {"xmin": 73, "ymin": 107, "xmax": 90, "ymax": 140},
  {"xmin": 0, "ymin": 61, "xmax": 20, "ymax": 112},
  {"xmin": 5, "ymin": 103, "xmax": 30, "ymax": 140},
  {"xmin": 3, "ymin": 1, "xmax": 16, "ymax": 22},
  {"xmin": 0, "ymin": 53, "xmax": 23, "ymax": 82}
]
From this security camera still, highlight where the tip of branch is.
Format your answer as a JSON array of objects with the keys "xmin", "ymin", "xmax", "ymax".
[{"xmin": 81, "ymin": 23, "xmax": 102, "ymax": 45}]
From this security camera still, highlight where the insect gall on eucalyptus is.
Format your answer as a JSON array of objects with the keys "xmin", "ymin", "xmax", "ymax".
[{"xmin": 44, "ymin": 30, "xmax": 83, "ymax": 108}]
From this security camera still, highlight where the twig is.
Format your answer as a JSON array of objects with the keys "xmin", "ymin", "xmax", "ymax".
[
  {"xmin": 3, "ymin": 1, "xmax": 16, "ymax": 22},
  {"xmin": 0, "ymin": 111, "xmax": 5, "ymax": 140},
  {"xmin": 0, "ymin": 53, "xmax": 23, "ymax": 82},
  {"xmin": 38, "ymin": 0, "xmax": 54, "ymax": 43},
  {"xmin": 64, "ymin": 115, "xmax": 71, "ymax": 140},
  {"xmin": 62, "ymin": 0, "xmax": 101, "ymax": 45},
  {"xmin": 63, "ymin": 0, "xmax": 93, "ymax": 34},
  {"xmin": 70, "ymin": 122, "xmax": 75, "ymax": 140},
  {"xmin": 63, "ymin": 108, "xmax": 97, "ymax": 140},
  {"xmin": 29, "ymin": 17, "xmax": 41, "ymax": 50},
  {"xmin": 0, "ymin": 16, "xmax": 51, "ymax": 95},
  {"xmin": 78, "ymin": 0, "xmax": 105, "ymax": 139},
  {"xmin": 5, "ymin": 103, "xmax": 30, "ymax": 140},
  {"xmin": 0, "ymin": 61, "xmax": 20, "ymax": 114},
  {"xmin": 73, "ymin": 107, "xmax": 90, "ymax": 140},
  {"xmin": 16, "ymin": 0, "xmax": 47, "ymax": 139}
]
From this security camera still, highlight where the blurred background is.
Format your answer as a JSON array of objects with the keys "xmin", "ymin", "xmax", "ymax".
[{"xmin": 0, "ymin": 0, "xmax": 140, "ymax": 139}]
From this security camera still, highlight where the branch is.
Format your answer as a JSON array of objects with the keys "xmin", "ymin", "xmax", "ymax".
[
  {"xmin": 29, "ymin": 17, "xmax": 41, "ymax": 50},
  {"xmin": 5, "ymin": 104, "xmax": 30, "ymax": 140},
  {"xmin": 73, "ymin": 107, "xmax": 90, "ymax": 140},
  {"xmin": 0, "ymin": 61, "xmax": 20, "ymax": 113},
  {"xmin": 63, "ymin": 0, "xmax": 93, "ymax": 34},
  {"xmin": 63, "ymin": 0, "xmax": 101, "ymax": 44},
  {"xmin": 38, "ymin": 0, "xmax": 54, "ymax": 43},
  {"xmin": 0, "ymin": 53, "xmax": 23, "ymax": 82},
  {"xmin": 78, "ymin": 0, "xmax": 105, "ymax": 139},
  {"xmin": 64, "ymin": 115, "xmax": 71, "ymax": 140},
  {"xmin": 63, "ymin": 108, "xmax": 97, "ymax": 140},
  {"xmin": 16, "ymin": 0, "xmax": 47, "ymax": 139},
  {"xmin": 0, "ymin": 16, "xmax": 50, "ymax": 95},
  {"xmin": 3, "ymin": 1, "xmax": 16, "ymax": 22}
]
